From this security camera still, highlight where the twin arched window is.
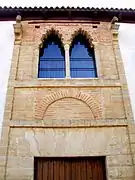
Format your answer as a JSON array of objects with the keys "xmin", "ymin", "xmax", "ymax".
[{"xmin": 38, "ymin": 31, "xmax": 97, "ymax": 78}]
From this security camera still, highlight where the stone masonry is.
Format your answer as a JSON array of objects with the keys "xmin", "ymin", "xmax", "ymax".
[{"xmin": 0, "ymin": 17, "xmax": 135, "ymax": 180}]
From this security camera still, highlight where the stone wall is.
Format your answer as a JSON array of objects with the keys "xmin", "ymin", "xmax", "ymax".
[
  {"xmin": 0, "ymin": 19, "xmax": 135, "ymax": 180},
  {"xmin": 6, "ymin": 127, "xmax": 134, "ymax": 180}
]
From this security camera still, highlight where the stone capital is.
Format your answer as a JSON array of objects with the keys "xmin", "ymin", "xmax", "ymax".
[{"xmin": 64, "ymin": 44, "xmax": 70, "ymax": 51}]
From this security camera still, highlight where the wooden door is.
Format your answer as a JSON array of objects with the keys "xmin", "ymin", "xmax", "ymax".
[{"xmin": 34, "ymin": 157, "xmax": 106, "ymax": 180}]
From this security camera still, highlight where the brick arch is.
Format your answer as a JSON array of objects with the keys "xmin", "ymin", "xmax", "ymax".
[
  {"xmin": 35, "ymin": 90, "xmax": 102, "ymax": 120},
  {"xmin": 70, "ymin": 28, "xmax": 94, "ymax": 48},
  {"xmin": 39, "ymin": 27, "xmax": 64, "ymax": 48}
]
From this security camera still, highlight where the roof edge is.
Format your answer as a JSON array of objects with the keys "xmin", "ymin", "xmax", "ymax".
[{"xmin": 0, "ymin": 6, "xmax": 135, "ymax": 23}]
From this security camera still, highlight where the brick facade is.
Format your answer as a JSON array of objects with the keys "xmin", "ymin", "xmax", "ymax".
[{"xmin": 0, "ymin": 19, "xmax": 135, "ymax": 180}]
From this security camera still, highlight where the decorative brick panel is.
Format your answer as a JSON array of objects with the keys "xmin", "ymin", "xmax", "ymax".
[
  {"xmin": 31, "ymin": 22, "xmax": 112, "ymax": 45},
  {"xmin": 35, "ymin": 89, "xmax": 102, "ymax": 120},
  {"xmin": 44, "ymin": 97, "xmax": 94, "ymax": 121}
]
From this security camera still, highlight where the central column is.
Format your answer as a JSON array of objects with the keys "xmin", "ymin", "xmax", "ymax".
[{"xmin": 64, "ymin": 44, "xmax": 70, "ymax": 78}]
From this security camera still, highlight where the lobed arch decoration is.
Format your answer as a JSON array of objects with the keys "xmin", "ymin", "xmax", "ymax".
[
  {"xmin": 35, "ymin": 89, "xmax": 102, "ymax": 120},
  {"xmin": 70, "ymin": 28, "xmax": 94, "ymax": 48},
  {"xmin": 39, "ymin": 28, "xmax": 64, "ymax": 49}
]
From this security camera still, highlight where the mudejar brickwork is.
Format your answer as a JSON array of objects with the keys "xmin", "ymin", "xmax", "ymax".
[{"xmin": 0, "ymin": 7, "xmax": 135, "ymax": 180}]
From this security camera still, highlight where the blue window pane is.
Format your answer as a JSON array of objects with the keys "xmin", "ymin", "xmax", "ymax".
[
  {"xmin": 71, "ymin": 44, "xmax": 93, "ymax": 58},
  {"xmin": 38, "ymin": 42, "xmax": 65, "ymax": 78},
  {"xmin": 39, "ymin": 59, "xmax": 65, "ymax": 69},
  {"xmin": 39, "ymin": 70, "xmax": 65, "ymax": 78},
  {"xmin": 70, "ymin": 42, "xmax": 97, "ymax": 78},
  {"xmin": 71, "ymin": 70, "xmax": 96, "ymax": 78},
  {"xmin": 41, "ymin": 43, "xmax": 63, "ymax": 58},
  {"xmin": 70, "ymin": 59, "xmax": 94, "ymax": 69}
]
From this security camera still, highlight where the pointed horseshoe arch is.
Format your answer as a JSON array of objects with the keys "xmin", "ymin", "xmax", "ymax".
[{"xmin": 35, "ymin": 90, "xmax": 102, "ymax": 120}]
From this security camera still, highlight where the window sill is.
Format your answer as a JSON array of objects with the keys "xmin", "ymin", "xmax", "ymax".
[
  {"xmin": 14, "ymin": 78, "xmax": 121, "ymax": 88},
  {"xmin": 37, "ymin": 77, "xmax": 99, "ymax": 80}
]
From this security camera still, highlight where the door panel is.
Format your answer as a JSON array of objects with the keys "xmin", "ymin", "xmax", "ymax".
[{"xmin": 34, "ymin": 157, "xmax": 106, "ymax": 180}]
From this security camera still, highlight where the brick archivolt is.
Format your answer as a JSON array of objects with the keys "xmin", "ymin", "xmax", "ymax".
[
  {"xmin": 35, "ymin": 89, "xmax": 102, "ymax": 120},
  {"xmin": 70, "ymin": 28, "xmax": 94, "ymax": 47},
  {"xmin": 40, "ymin": 28, "xmax": 64, "ymax": 48},
  {"xmin": 38, "ymin": 25, "xmax": 96, "ymax": 47}
]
